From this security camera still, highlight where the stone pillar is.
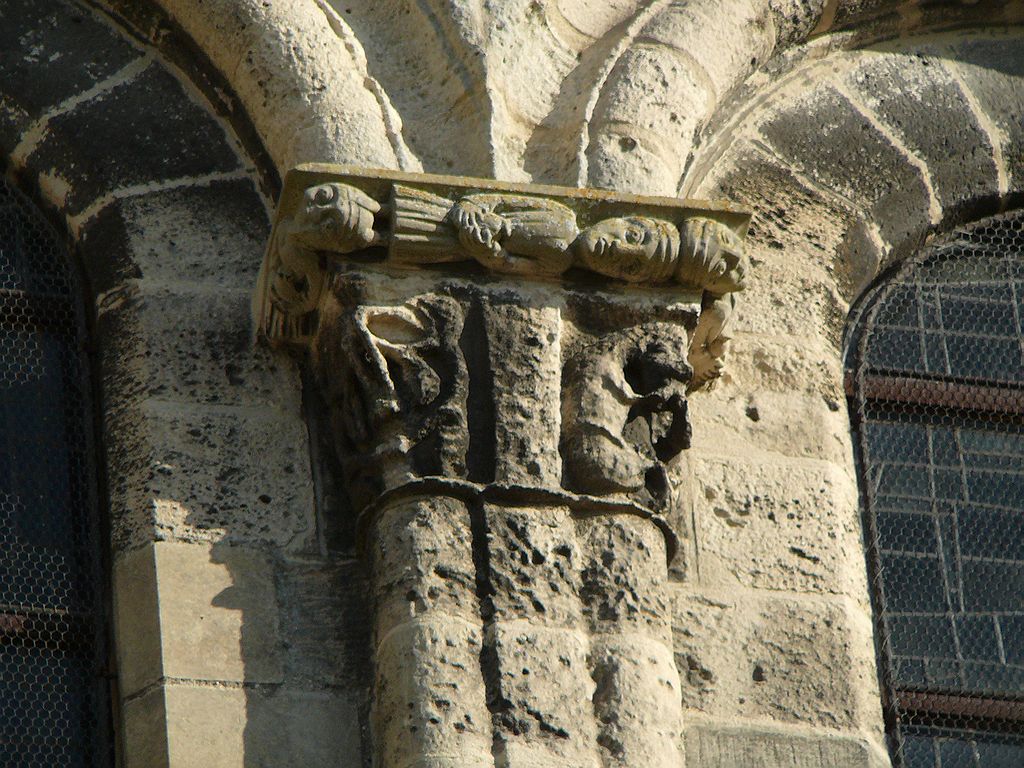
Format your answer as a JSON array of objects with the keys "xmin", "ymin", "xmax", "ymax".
[{"xmin": 254, "ymin": 166, "xmax": 751, "ymax": 767}]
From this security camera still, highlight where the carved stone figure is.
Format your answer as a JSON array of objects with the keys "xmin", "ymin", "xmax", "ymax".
[
  {"xmin": 679, "ymin": 216, "xmax": 749, "ymax": 294},
  {"xmin": 267, "ymin": 182, "xmax": 384, "ymax": 323},
  {"xmin": 391, "ymin": 185, "xmax": 579, "ymax": 274},
  {"xmin": 561, "ymin": 323, "xmax": 692, "ymax": 509}
]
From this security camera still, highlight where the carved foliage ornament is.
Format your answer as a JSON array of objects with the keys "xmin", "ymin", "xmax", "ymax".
[{"xmin": 254, "ymin": 165, "xmax": 751, "ymax": 385}]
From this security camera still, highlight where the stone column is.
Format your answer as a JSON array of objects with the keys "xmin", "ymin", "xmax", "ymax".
[{"xmin": 254, "ymin": 166, "xmax": 751, "ymax": 768}]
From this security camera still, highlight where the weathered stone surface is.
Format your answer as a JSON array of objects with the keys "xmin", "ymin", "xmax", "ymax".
[
  {"xmin": 689, "ymin": 371, "xmax": 854, "ymax": 465},
  {"xmin": 276, "ymin": 556, "xmax": 372, "ymax": 690},
  {"xmin": 486, "ymin": 302, "xmax": 563, "ymax": 486},
  {"xmin": 685, "ymin": 724, "xmax": 886, "ymax": 768},
  {"xmin": 76, "ymin": 177, "xmax": 270, "ymax": 295},
  {"xmin": 373, "ymin": 616, "xmax": 493, "ymax": 768},
  {"xmin": 26, "ymin": 63, "xmax": 239, "ymax": 214},
  {"xmin": 369, "ymin": 496, "xmax": 480, "ymax": 635},
  {"xmin": 840, "ymin": 51, "xmax": 1000, "ymax": 221},
  {"xmin": 672, "ymin": 588, "xmax": 882, "ymax": 732},
  {"xmin": 121, "ymin": 687, "xmax": 170, "ymax": 768},
  {"xmin": 103, "ymin": 399, "xmax": 316, "ymax": 552},
  {"xmin": 97, "ymin": 284, "xmax": 296, "ymax": 408},
  {"xmin": 757, "ymin": 83, "xmax": 932, "ymax": 255},
  {"xmin": 245, "ymin": 688, "xmax": 365, "ymax": 767},
  {"xmin": 488, "ymin": 623, "xmax": 600, "ymax": 767},
  {"xmin": 0, "ymin": 0, "xmax": 142, "ymax": 149},
  {"xmin": 690, "ymin": 455, "xmax": 865, "ymax": 596},
  {"xmin": 951, "ymin": 32, "xmax": 1024, "ymax": 195}
]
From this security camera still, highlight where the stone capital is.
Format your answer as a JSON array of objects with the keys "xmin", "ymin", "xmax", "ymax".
[{"xmin": 254, "ymin": 166, "xmax": 751, "ymax": 768}]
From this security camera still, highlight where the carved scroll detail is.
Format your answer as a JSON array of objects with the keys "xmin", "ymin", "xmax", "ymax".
[{"xmin": 314, "ymin": 291, "xmax": 468, "ymax": 510}]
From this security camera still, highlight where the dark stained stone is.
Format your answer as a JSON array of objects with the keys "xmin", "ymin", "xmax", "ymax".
[
  {"xmin": 841, "ymin": 52, "xmax": 1000, "ymax": 224},
  {"xmin": 759, "ymin": 84, "xmax": 932, "ymax": 255},
  {"xmin": 0, "ymin": 0, "xmax": 141, "ymax": 152},
  {"xmin": 26, "ymin": 63, "xmax": 240, "ymax": 215},
  {"xmin": 77, "ymin": 177, "xmax": 268, "ymax": 295}
]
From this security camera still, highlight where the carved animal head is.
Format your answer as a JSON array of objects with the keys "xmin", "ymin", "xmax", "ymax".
[
  {"xmin": 291, "ymin": 182, "xmax": 381, "ymax": 253},
  {"xmin": 574, "ymin": 216, "xmax": 680, "ymax": 282},
  {"xmin": 676, "ymin": 217, "xmax": 749, "ymax": 293}
]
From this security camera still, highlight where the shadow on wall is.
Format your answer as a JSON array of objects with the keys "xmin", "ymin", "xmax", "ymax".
[{"xmin": 190, "ymin": 413, "xmax": 375, "ymax": 768}]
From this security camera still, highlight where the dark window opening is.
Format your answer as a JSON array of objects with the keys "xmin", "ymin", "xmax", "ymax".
[
  {"xmin": 847, "ymin": 209, "xmax": 1024, "ymax": 767},
  {"xmin": 0, "ymin": 179, "xmax": 112, "ymax": 766}
]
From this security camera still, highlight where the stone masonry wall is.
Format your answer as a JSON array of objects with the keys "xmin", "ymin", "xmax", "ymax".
[
  {"xmin": 5, "ymin": 0, "xmax": 1024, "ymax": 766},
  {"xmin": 1, "ymin": 1, "xmax": 368, "ymax": 765}
]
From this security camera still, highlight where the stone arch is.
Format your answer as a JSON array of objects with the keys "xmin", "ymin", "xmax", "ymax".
[
  {"xmin": 649, "ymin": 29, "xmax": 1024, "ymax": 767},
  {"xmin": 583, "ymin": 0, "xmax": 1024, "ymax": 196},
  {"xmin": 0, "ymin": 1, "xmax": 368, "ymax": 765}
]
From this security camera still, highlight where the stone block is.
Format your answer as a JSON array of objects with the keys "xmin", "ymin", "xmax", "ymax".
[
  {"xmin": 103, "ymin": 399, "xmax": 316, "ymax": 553},
  {"xmin": 689, "ymin": 376, "xmax": 854, "ymax": 466},
  {"xmin": 693, "ymin": 137, "xmax": 880, "ymax": 335},
  {"xmin": 684, "ymin": 724, "xmax": 887, "ymax": 768},
  {"xmin": 485, "ymin": 504, "xmax": 586, "ymax": 627},
  {"xmin": 373, "ymin": 616, "xmax": 492, "ymax": 768},
  {"xmin": 841, "ymin": 51, "xmax": 1000, "ymax": 221},
  {"xmin": 368, "ymin": 496, "xmax": 480, "ymax": 637},
  {"xmin": 76, "ymin": 177, "xmax": 269, "ymax": 295},
  {"xmin": 96, "ymin": 282, "xmax": 297, "ymax": 408},
  {"xmin": 673, "ymin": 588, "xmax": 883, "ymax": 732},
  {"xmin": 26, "ymin": 63, "xmax": 239, "ymax": 214},
  {"xmin": 162, "ymin": 684, "xmax": 246, "ymax": 768},
  {"xmin": 153, "ymin": 540, "xmax": 282, "ymax": 685},
  {"xmin": 121, "ymin": 686, "xmax": 170, "ymax": 768},
  {"xmin": 951, "ymin": 32, "xmax": 1024, "ymax": 195},
  {"xmin": 112, "ymin": 544, "xmax": 163, "ymax": 697},
  {"xmin": 758, "ymin": 83, "xmax": 932, "ymax": 255},
  {"xmin": 489, "ymin": 623, "xmax": 599, "ymax": 766},
  {"xmin": 244, "ymin": 687, "xmax": 365, "ymax": 767},
  {"xmin": 690, "ymin": 455, "xmax": 867, "ymax": 596},
  {"xmin": 0, "ymin": 0, "xmax": 141, "ymax": 152}
]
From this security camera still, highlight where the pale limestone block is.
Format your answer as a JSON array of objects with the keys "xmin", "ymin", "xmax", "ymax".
[
  {"xmin": 368, "ymin": 496, "xmax": 480, "ymax": 636},
  {"xmin": 684, "ymin": 724, "xmax": 888, "ymax": 768},
  {"xmin": 163, "ymin": 684, "xmax": 247, "ymax": 768},
  {"xmin": 672, "ymin": 588, "xmax": 883, "ymax": 734},
  {"xmin": 690, "ymin": 455, "xmax": 866, "ymax": 597},
  {"xmin": 121, "ymin": 687, "xmax": 170, "ymax": 768},
  {"xmin": 373, "ymin": 616, "xmax": 492, "ymax": 768},
  {"xmin": 488, "ymin": 623, "xmax": 601, "ymax": 767},
  {"xmin": 689, "ymin": 384, "xmax": 854, "ymax": 466},
  {"xmin": 112, "ymin": 544, "xmax": 163, "ymax": 698},
  {"xmin": 720, "ymin": 334, "xmax": 845, "ymax": 401},
  {"xmin": 153, "ymin": 540, "xmax": 283, "ymax": 685}
]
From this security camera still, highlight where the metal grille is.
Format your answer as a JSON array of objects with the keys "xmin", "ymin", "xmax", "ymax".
[
  {"xmin": 847, "ymin": 209, "xmax": 1024, "ymax": 767},
  {"xmin": 0, "ymin": 179, "xmax": 111, "ymax": 766}
]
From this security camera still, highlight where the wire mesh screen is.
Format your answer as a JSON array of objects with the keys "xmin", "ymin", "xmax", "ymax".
[
  {"xmin": 0, "ymin": 179, "xmax": 111, "ymax": 766},
  {"xmin": 847, "ymin": 209, "xmax": 1024, "ymax": 767}
]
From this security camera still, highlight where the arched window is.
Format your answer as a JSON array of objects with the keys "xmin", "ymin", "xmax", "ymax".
[
  {"xmin": 847, "ymin": 210, "xmax": 1024, "ymax": 767},
  {"xmin": 0, "ymin": 179, "xmax": 112, "ymax": 766}
]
